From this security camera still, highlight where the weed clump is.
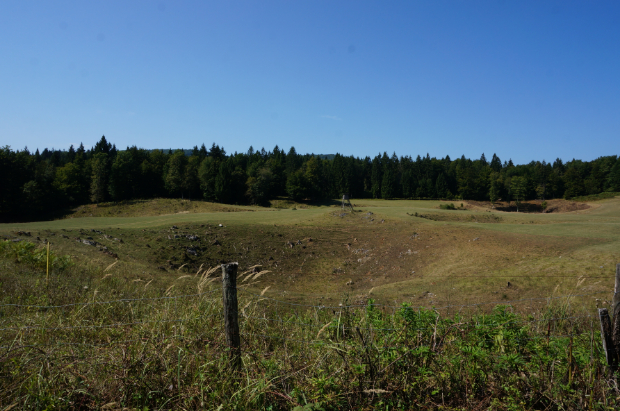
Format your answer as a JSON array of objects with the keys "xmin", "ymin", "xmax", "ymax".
[{"xmin": 0, "ymin": 239, "xmax": 72, "ymax": 270}]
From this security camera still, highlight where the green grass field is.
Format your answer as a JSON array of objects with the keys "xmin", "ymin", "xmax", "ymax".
[
  {"xmin": 2, "ymin": 197, "xmax": 620, "ymax": 409},
  {"xmin": 2, "ymin": 196, "xmax": 619, "ymax": 308}
]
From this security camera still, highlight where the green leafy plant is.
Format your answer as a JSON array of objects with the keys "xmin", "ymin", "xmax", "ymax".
[{"xmin": 0, "ymin": 240, "xmax": 72, "ymax": 270}]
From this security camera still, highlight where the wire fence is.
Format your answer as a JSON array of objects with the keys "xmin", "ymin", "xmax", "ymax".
[{"xmin": 0, "ymin": 278, "xmax": 607, "ymax": 353}]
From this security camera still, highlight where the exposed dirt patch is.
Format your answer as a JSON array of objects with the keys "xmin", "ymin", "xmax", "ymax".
[
  {"xmin": 66, "ymin": 199, "xmax": 252, "ymax": 219},
  {"xmin": 466, "ymin": 199, "xmax": 591, "ymax": 214},
  {"xmin": 412, "ymin": 213, "xmax": 503, "ymax": 223}
]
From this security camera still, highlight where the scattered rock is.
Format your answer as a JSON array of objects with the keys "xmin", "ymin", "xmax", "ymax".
[
  {"xmin": 219, "ymin": 224, "xmax": 223, "ymax": 227},
  {"xmin": 187, "ymin": 235, "xmax": 199, "ymax": 241},
  {"xmin": 14, "ymin": 231, "xmax": 31, "ymax": 236},
  {"xmin": 296, "ymin": 240, "xmax": 302, "ymax": 245},
  {"xmin": 186, "ymin": 247, "xmax": 198, "ymax": 256},
  {"xmin": 346, "ymin": 280, "xmax": 354, "ymax": 286},
  {"xmin": 286, "ymin": 241, "xmax": 294, "ymax": 248},
  {"xmin": 171, "ymin": 226, "xmax": 178, "ymax": 229},
  {"xmin": 211, "ymin": 239, "xmax": 221, "ymax": 246},
  {"xmin": 103, "ymin": 250, "xmax": 118, "ymax": 259},
  {"xmin": 507, "ymin": 281, "xmax": 512, "ymax": 288}
]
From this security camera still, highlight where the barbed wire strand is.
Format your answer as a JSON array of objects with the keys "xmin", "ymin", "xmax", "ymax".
[
  {"xmin": 0, "ymin": 287, "xmax": 222, "ymax": 310},
  {"xmin": 238, "ymin": 289, "xmax": 608, "ymax": 309}
]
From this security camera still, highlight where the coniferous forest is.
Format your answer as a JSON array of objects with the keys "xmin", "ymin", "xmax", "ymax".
[{"xmin": 1, "ymin": 135, "xmax": 620, "ymax": 221}]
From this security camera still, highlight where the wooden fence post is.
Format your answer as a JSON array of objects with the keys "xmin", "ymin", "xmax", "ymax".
[
  {"xmin": 222, "ymin": 262, "xmax": 241, "ymax": 370},
  {"xmin": 599, "ymin": 308, "xmax": 617, "ymax": 376},
  {"xmin": 613, "ymin": 264, "xmax": 620, "ymax": 355}
]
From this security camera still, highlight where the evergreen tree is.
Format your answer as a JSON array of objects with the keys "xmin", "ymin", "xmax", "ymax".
[
  {"xmin": 215, "ymin": 158, "xmax": 234, "ymax": 203},
  {"xmin": 199, "ymin": 144, "xmax": 208, "ymax": 159},
  {"xmin": 164, "ymin": 151, "xmax": 187, "ymax": 197},
  {"xmin": 381, "ymin": 153, "xmax": 396, "ymax": 199},
  {"xmin": 489, "ymin": 172, "xmax": 501, "ymax": 206},
  {"xmin": 184, "ymin": 155, "xmax": 201, "ymax": 199},
  {"xmin": 607, "ymin": 158, "xmax": 620, "ymax": 192},
  {"xmin": 435, "ymin": 173, "xmax": 449, "ymax": 198},
  {"xmin": 511, "ymin": 176, "xmax": 527, "ymax": 212},
  {"xmin": 562, "ymin": 167, "xmax": 584, "ymax": 198},
  {"xmin": 490, "ymin": 153, "xmax": 502, "ymax": 172},
  {"xmin": 286, "ymin": 169, "xmax": 309, "ymax": 201},
  {"xmin": 67, "ymin": 145, "xmax": 76, "ymax": 163},
  {"xmin": 90, "ymin": 153, "xmax": 109, "ymax": 204},
  {"xmin": 285, "ymin": 146, "xmax": 299, "ymax": 177},
  {"xmin": 371, "ymin": 155, "xmax": 382, "ymax": 198},
  {"xmin": 246, "ymin": 165, "xmax": 272, "ymax": 205},
  {"xmin": 108, "ymin": 151, "xmax": 137, "ymax": 200},
  {"xmin": 198, "ymin": 156, "xmax": 219, "ymax": 201},
  {"xmin": 479, "ymin": 153, "xmax": 488, "ymax": 167},
  {"xmin": 93, "ymin": 136, "xmax": 112, "ymax": 155}
]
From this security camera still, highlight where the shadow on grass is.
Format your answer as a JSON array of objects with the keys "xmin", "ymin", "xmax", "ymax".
[
  {"xmin": 495, "ymin": 203, "xmax": 543, "ymax": 213},
  {"xmin": 268, "ymin": 197, "xmax": 342, "ymax": 208},
  {"xmin": 0, "ymin": 207, "xmax": 77, "ymax": 224}
]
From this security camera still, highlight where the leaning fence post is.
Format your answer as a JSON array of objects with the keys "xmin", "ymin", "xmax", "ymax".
[
  {"xmin": 599, "ymin": 308, "xmax": 617, "ymax": 376},
  {"xmin": 222, "ymin": 262, "xmax": 241, "ymax": 370},
  {"xmin": 613, "ymin": 264, "xmax": 620, "ymax": 355}
]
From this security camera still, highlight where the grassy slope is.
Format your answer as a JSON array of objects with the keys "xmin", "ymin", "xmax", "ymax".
[
  {"xmin": 3, "ymin": 197, "xmax": 620, "ymax": 409},
  {"xmin": 1, "ymin": 196, "xmax": 618, "ymax": 312}
]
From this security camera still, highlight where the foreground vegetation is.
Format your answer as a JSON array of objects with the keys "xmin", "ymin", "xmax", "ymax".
[{"xmin": 0, "ymin": 248, "xmax": 616, "ymax": 410}]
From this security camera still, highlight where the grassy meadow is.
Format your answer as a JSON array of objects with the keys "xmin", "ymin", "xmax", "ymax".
[{"xmin": 1, "ymin": 196, "xmax": 620, "ymax": 409}]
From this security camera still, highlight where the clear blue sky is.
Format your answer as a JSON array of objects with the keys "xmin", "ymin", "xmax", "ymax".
[{"xmin": 1, "ymin": 0, "xmax": 619, "ymax": 164}]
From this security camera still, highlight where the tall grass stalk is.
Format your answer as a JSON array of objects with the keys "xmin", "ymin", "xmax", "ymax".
[{"xmin": 0, "ymin": 256, "xmax": 617, "ymax": 410}]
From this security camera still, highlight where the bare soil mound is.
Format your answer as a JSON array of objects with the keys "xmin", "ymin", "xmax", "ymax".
[{"xmin": 465, "ymin": 199, "xmax": 591, "ymax": 213}]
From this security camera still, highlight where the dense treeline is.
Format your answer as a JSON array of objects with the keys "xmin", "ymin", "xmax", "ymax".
[{"xmin": 1, "ymin": 136, "xmax": 620, "ymax": 219}]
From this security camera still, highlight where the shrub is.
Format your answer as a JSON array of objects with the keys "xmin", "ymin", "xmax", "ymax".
[
  {"xmin": 0, "ymin": 240, "xmax": 72, "ymax": 270},
  {"xmin": 439, "ymin": 203, "xmax": 456, "ymax": 210}
]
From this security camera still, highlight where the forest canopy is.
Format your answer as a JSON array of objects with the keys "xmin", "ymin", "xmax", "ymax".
[{"xmin": 1, "ymin": 136, "xmax": 619, "ymax": 220}]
